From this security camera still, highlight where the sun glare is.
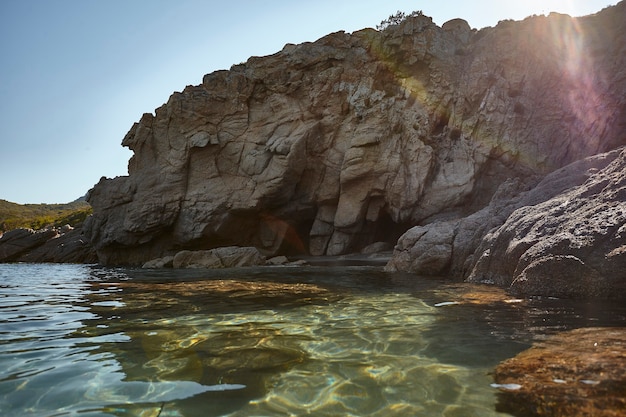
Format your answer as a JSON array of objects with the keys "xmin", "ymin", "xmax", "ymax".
[{"xmin": 548, "ymin": 13, "xmax": 612, "ymax": 156}]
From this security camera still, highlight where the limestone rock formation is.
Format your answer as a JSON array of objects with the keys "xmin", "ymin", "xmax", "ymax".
[{"xmin": 85, "ymin": 3, "xmax": 626, "ymax": 266}]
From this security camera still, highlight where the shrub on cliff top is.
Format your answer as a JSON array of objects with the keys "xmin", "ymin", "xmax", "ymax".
[
  {"xmin": 0, "ymin": 199, "xmax": 92, "ymax": 232},
  {"xmin": 376, "ymin": 10, "xmax": 424, "ymax": 31}
]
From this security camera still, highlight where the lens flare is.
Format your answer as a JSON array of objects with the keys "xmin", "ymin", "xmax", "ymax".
[{"xmin": 546, "ymin": 13, "xmax": 613, "ymax": 157}]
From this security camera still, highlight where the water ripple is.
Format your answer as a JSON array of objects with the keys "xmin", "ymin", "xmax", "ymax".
[{"xmin": 1, "ymin": 264, "xmax": 625, "ymax": 416}]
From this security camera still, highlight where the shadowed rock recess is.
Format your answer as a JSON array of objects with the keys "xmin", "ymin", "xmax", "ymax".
[{"xmin": 85, "ymin": 4, "xmax": 626, "ymax": 291}]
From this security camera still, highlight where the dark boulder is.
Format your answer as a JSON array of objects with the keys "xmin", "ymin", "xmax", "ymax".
[{"xmin": 0, "ymin": 226, "xmax": 97, "ymax": 264}]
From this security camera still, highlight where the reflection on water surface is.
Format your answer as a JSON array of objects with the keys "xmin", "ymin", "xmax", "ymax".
[{"xmin": 1, "ymin": 264, "xmax": 624, "ymax": 416}]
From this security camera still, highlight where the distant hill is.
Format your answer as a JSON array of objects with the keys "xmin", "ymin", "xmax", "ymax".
[{"xmin": 0, "ymin": 199, "xmax": 92, "ymax": 232}]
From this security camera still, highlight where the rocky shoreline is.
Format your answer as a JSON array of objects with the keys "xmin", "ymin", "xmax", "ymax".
[
  {"xmin": 73, "ymin": 2, "xmax": 625, "ymax": 299},
  {"xmin": 84, "ymin": 4, "xmax": 626, "ymax": 270},
  {"xmin": 1, "ymin": 5, "xmax": 626, "ymax": 416},
  {"xmin": 3, "ymin": 146, "xmax": 624, "ymax": 300},
  {"xmin": 387, "ymin": 146, "xmax": 626, "ymax": 300},
  {"xmin": 0, "ymin": 225, "xmax": 96, "ymax": 264}
]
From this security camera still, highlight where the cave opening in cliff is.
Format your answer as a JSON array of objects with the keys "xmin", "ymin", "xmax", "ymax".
[
  {"xmin": 370, "ymin": 210, "xmax": 412, "ymax": 249},
  {"xmin": 431, "ymin": 108, "xmax": 451, "ymax": 137},
  {"xmin": 275, "ymin": 217, "xmax": 316, "ymax": 256},
  {"xmin": 257, "ymin": 211, "xmax": 316, "ymax": 257}
]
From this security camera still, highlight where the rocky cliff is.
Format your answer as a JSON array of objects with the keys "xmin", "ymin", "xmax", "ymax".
[
  {"xmin": 386, "ymin": 146, "xmax": 626, "ymax": 298},
  {"xmin": 85, "ymin": 3, "xmax": 626, "ymax": 268}
]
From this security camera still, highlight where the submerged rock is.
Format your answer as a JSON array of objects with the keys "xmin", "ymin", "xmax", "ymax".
[
  {"xmin": 493, "ymin": 327, "xmax": 626, "ymax": 417},
  {"xmin": 97, "ymin": 279, "xmax": 337, "ymax": 312}
]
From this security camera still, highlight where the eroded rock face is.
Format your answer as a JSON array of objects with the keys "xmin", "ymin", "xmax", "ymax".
[
  {"xmin": 0, "ymin": 227, "xmax": 97, "ymax": 263},
  {"xmin": 388, "ymin": 147, "xmax": 626, "ymax": 298},
  {"xmin": 0, "ymin": 228, "xmax": 58, "ymax": 261},
  {"xmin": 467, "ymin": 148, "xmax": 626, "ymax": 299},
  {"xmin": 385, "ymin": 175, "xmax": 540, "ymax": 276},
  {"xmin": 85, "ymin": 4, "xmax": 626, "ymax": 265}
]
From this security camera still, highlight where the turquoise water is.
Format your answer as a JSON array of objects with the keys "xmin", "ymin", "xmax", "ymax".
[{"xmin": 1, "ymin": 264, "xmax": 624, "ymax": 416}]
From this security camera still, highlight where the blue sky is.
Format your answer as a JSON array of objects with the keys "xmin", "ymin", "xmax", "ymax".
[{"xmin": 0, "ymin": 0, "xmax": 616, "ymax": 204}]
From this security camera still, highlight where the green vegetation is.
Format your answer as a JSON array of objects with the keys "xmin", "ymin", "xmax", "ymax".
[
  {"xmin": 0, "ymin": 199, "xmax": 92, "ymax": 233},
  {"xmin": 376, "ymin": 10, "xmax": 424, "ymax": 31}
]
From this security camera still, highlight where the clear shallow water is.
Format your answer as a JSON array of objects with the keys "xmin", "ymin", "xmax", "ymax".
[{"xmin": 1, "ymin": 264, "xmax": 625, "ymax": 416}]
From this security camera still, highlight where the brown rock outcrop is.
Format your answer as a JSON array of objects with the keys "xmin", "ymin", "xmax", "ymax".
[
  {"xmin": 493, "ymin": 327, "xmax": 626, "ymax": 417},
  {"xmin": 85, "ymin": 3, "xmax": 626, "ymax": 266}
]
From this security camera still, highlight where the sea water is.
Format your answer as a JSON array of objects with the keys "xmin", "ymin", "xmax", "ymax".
[{"xmin": 1, "ymin": 263, "xmax": 624, "ymax": 416}]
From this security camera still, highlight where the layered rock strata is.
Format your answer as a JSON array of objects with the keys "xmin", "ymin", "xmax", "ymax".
[
  {"xmin": 0, "ymin": 226, "xmax": 97, "ymax": 263},
  {"xmin": 85, "ymin": 4, "xmax": 626, "ymax": 267}
]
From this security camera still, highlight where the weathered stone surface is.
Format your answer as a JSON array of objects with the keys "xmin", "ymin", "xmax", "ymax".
[
  {"xmin": 265, "ymin": 255, "xmax": 289, "ymax": 266},
  {"xmin": 0, "ymin": 226, "xmax": 97, "ymax": 263},
  {"xmin": 360, "ymin": 241, "xmax": 392, "ymax": 254},
  {"xmin": 20, "ymin": 227, "xmax": 98, "ymax": 263},
  {"xmin": 386, "ymin": 174, "xmax": 540, "ymax": 275},
  {"xmin": 468, "ymin": 147, "xmax": 626, "ymax": 299},
  {"xmin": 84, "ymin": 3, "xmax": 626, "ymax": 266},
  {"xmin": 388, "ymin": 147, "xmax": 626, "ymax": 298},
  {"xmin": 142, "ymin": 256, "xmax": 175, "ymax": 269},
  {"xmin": 0, "ymin": 228, "xmax": 58, "ymax": 261},
  {"xmin": 385, "ymin": 220, "xmax": 456, "ymax": 275},
  {"xmin": 172, "ymin": 246, "xmax": 266, "ymax": 269},
  {"xmin": 493, "ymin": 327, "xmax": 626, "ymax": 417}
]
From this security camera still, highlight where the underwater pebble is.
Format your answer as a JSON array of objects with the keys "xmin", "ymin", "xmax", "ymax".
[
  {"xmin": 580, "ymin": 380, "xmax": 600, "ymax": 385},
  {"xmin": 553, "ymin": 379, "xmax": 567, "ymax": 384},
  {"xmin": 206, "ymin": 383, "xmax": 247, "ymax": 391},
  {"xmin": 490, "ymin": 383, "xmax": 522, "ymax": 390},
  {"xmin": 434, "ymin": 301, "xmax": 461, "ymax": 307}
]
